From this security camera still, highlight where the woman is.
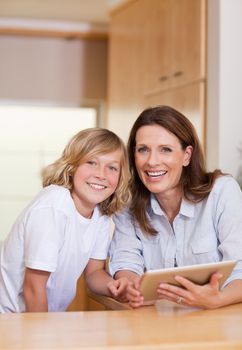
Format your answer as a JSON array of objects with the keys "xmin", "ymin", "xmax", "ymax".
[
  {"xmin": 109, "ymin": 106, "xmax": 242, "ymax": 309},
  {"xmin": 0, "ymin": 128, "xmax": 129, "ymax": 313}
]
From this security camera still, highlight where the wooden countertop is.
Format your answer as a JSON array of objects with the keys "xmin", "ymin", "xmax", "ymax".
[{"xmin": 1, "ymin": 301, "xmax": 242, "ymax": 349}]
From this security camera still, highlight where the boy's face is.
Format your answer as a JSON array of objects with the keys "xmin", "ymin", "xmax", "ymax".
[{"xmin": 71, "ymin": 149, "xmax": 122, "ymax": 218}]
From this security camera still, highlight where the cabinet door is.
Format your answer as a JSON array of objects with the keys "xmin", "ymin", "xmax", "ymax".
[
  {"xmin": 107, "ymin": 0, "xmax": 145, "ymax": 141},
  {"xmin": 143, "ymin": 0, "xmax": 206, "ymax": 95},
  {"xmin": 143, "ymin": 0, "xmax": 171, "ymax": 94},
  {"xmin": 143, "ymin": 81, "xmax": 206, "ymax": 149},
  {"xmin": 170, "ymin": 0, "xmax": 206, "ymax": 88}
]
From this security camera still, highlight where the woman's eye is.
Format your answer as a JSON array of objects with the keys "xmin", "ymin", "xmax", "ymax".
[
  {"xmin": 161, "ymin": 147, "xmax": 172, "ymax": 153},
  {"xmin": 136, "ymin": 147, "xmax": 149, "ymax": 153}
]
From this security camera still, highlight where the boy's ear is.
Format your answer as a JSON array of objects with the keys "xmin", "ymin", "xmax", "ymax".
[{"xmin": 183, "ymin": 146, "xmax": 193, "ymax": 167}]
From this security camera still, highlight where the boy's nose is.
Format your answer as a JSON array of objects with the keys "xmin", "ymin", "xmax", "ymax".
[{"xmin": 95, "ymin": 166, "xmax": 106, "ymax": 179}]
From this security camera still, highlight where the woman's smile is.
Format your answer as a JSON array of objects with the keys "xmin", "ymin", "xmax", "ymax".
[{"xmin": 145, "ymin": 170, "xmax": 167, "ymax": 179}]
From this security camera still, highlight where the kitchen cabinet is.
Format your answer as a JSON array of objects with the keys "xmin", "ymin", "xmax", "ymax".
[
  {"xmin": 107, "ymin": 0, "xmax": 145, "ymax": 141},
  {"xmin": 107, "ymin": 0, "xmax": 207, "ymax": 145},
  {"xmin": 144, "ymin": 81, "xmax": 206, "ymax": 148},
  {"xmin": 143, "ymin": 0, "xmax": 171, "ymax": 93},
  {"xmin": 143, "ymin": 0, "xmax": 206, "ymax": 95}
]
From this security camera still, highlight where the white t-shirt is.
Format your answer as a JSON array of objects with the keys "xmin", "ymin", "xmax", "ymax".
[{"xmin": 0, "ymin": 185, "xmax": 111, "ymax": 313}]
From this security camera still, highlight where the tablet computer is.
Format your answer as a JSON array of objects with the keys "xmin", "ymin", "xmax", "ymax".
[{"xmin": 140, "ymin": 260, "xmax": 237, "ymax": 302}]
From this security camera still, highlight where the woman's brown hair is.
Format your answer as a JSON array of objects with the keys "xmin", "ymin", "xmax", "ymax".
[
  {"xmin": 42, "ymin": 128, "xmax": 130, "ymax": 216},
  {"xmin": 128, "ymin": 106, "xmax": 223, "ymax": 235}
]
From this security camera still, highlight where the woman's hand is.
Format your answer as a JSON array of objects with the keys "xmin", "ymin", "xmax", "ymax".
[
  {"xmin": 157, "ymin": 272, "xmax": 223, "ymax": 309},
  {"xmin": 125, "ymin": 277, "xmax": 145, "ymax": 308}
]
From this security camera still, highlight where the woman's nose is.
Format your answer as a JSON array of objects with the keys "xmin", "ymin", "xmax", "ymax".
[{"xmin": 147, "ymin": 151, "xmax": 160, "ymax": 166}]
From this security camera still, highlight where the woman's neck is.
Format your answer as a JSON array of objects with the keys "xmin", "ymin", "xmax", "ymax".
[{"xmin": 155, "ymin": 188, "xmax": 183, "ymax": 224}]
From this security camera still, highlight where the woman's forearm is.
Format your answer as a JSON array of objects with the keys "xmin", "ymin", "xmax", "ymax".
[
  {"xmin": 218, "ymin": 279, "xmax": 242, "ymax": 307},
  {"xmin": 115, "ymin": 270, "xmax": 140, "ymax": 283}
]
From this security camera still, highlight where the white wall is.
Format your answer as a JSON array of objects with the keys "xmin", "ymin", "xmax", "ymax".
[
  {"xmin": 0, "ymin": 106, "xmax": 97, "ymax": 241},
  {"xmin": 207, "ymin": 0, "xmax": 242, "ymax": 178},
  {"xmin": 0, "ymin": 35, "xmax": 107, "ymax": 104},
  {"xmin": 0, "ymin": 34, "xmax": 107, "ymax": 240}
]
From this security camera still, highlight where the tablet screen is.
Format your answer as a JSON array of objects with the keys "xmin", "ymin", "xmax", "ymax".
[{"xmin": 140, "ymin": 260, "xmax": 237, "ymax": 302}]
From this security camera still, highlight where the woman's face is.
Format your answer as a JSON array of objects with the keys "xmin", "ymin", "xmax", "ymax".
[{"xmin": 134, "ymin": 124, "xmax": 192, "ymax": 199}]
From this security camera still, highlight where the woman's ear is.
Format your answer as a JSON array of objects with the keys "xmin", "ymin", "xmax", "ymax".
[{"xmin": 183, "ymin": 146, "xmax": 193, "ymax": 167}]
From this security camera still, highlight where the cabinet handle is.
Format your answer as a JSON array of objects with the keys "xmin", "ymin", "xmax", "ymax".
[
  {"xmin": 159, "ymin": 75, "xmax": 168, "ymax": 82},
  {"xmin": 173, "ymin": 71, "xmax": 183, "ymax": 77}
]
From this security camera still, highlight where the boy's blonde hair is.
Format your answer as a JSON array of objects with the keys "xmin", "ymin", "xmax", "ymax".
[{"xmin": 42, "ymin": 128, "xmax": 130, "ymax": 216}]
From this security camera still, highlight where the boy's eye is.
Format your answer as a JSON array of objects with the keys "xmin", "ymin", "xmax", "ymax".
[
  {"xmin": 109, "ymin": 166, "xmax": 118, "ymax": 172},
  {"xmin": 87, "ymin": 160, "xmax": 96, "ymax": 165}
]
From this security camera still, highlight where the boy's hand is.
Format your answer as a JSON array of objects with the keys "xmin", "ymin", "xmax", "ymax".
[{"xmin": 107, "ymin": 277, "xmax": 129, "ymax": 301}]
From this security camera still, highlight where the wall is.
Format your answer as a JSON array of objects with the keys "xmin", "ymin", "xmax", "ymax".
[
  {"xmin": 0, "ymin": 35, "xmax": 107, "ymax": 104},
  {"xmin": 0, "ymin": 106, "xmax": 96, "ymax": 241},
  {"xmin": 0, "ymin": 35, "xmax": 107, "ymax": 240},
  {"xmin": 207, "ymin": 0, "xmax": 242, "ymax": 177}
]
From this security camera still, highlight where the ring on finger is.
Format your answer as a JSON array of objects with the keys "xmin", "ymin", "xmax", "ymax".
[{"xmin": 176, "ymin": 296, "xmax": 184, "ymax": 304}]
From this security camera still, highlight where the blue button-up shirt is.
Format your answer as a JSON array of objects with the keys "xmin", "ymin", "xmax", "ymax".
[{"xmin": 109, "ymin": 176, "xmax": 242, "ymax": 286}]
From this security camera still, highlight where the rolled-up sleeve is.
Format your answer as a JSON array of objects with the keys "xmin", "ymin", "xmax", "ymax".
[
  {"xmin": 215, "ymin": 177, "xmax": 242, "ymax": 285},
  {"xmin": 108, "ymin": 209, "xmax": 145, "ymax": 276}
]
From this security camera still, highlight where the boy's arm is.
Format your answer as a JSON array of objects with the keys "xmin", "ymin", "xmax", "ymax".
[
  {"xmin": 84, "ymin": 259, "xmax": 128, "ymax": 298},
  {"xmin": 23, "ymin": 267, "xmax": 50, "ymax": 312}
]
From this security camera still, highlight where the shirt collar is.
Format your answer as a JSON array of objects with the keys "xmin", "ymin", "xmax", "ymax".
[
  {"xmin": 179, "ymin": 198, "xmax": 195, "ymax": 218},
  {"xmin": 150, "ymin": 194, "xmax": 195, "ymax": 218}
]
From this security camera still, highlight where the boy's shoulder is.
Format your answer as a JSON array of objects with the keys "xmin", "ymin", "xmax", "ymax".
[{"xmin": 30, "ymin": 185, "xmax": 73, "ymax": 213}]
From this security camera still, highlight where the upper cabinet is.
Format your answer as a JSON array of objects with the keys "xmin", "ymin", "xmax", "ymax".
[
  {"xmin": 107, "ymin": 0, "xmax": 207, "ymax": 144},
  {"xmin": 107, "ymin": 0, "xmax": 145, "ymax": 141},
  {"xmin": 143, "ymin": 0, "xmax": 206, "ymax": 95},
  {"xmin": 143, "ymin": 0, "xmax": 171, "ymax": 93},
  {"xmin": 144, "ymin": 81, "xmax": 206, "ymax": 145}
]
